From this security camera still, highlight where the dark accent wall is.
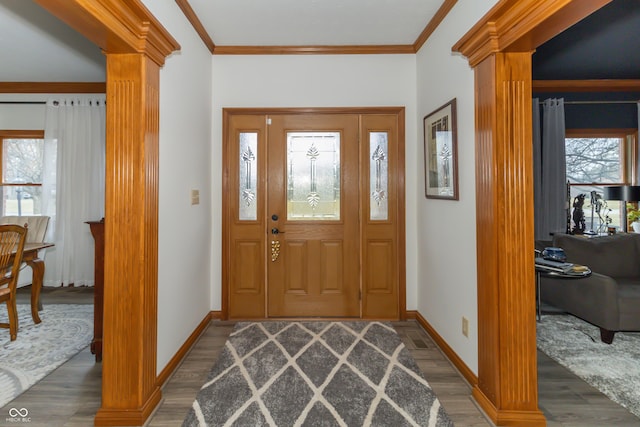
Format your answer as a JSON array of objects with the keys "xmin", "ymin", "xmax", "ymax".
[
  {"xmin": 533, "ymin": 0, "xmax": 640, "ymax": 130},
  {"xmin": 532, "ymin": 0, "xmax": 640, "ymax": 81},
  {"xmin": 534, "ymin": 92, "xmax": 639, "ymax": 129}
]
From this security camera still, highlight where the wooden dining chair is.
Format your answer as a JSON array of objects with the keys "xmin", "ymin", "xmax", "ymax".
[{"xmin": 0, "ymin": 224, "xmax": 28, "ymax": 341}]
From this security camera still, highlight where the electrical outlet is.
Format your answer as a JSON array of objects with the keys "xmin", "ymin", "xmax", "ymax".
[{"xmin": 462, "ymin": 317, "xmax": 469, "ymax": 338}]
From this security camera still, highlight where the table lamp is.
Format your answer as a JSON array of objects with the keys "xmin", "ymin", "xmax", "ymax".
[{"xmin": 603, "ymin": 185, "xmax": 640, "ymax": 232}]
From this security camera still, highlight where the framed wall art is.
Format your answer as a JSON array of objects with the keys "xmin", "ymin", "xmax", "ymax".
[{"xmin": 423, "ymin": 98, "xmax": 458, "ymax": 200}]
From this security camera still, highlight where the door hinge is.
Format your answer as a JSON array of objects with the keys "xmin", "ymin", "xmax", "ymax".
[{"xmin": 266, "ymin": 117, "xmax": 272, "ymax": 125}]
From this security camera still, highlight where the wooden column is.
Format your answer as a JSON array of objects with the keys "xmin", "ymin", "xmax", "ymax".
[
  {"xmin": 472, "ymin": 52, "xmax": 545, "ymax": 426},
  {"xmin": 93, "ymin": 53, "xmax": 161, "ymax": 426},
  {"xmin": 32, "ymin": 2, "xmax": 179, "ymax": 425},
  {"xmin": 450, "ymin": 1, "xmax": 613, "ymax": 425}
]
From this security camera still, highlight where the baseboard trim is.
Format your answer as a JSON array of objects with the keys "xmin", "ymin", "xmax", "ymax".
[
  {"xmin": 407, "ymin": 310, "xmax": 478, "ymax": 387},
  {"xmin": 473, "ymin": 387, "xmax": 546, "ymax": 426},
  {"xmin": 210, "ymin": 310, "xmax": 224, "ymax": 320},
  {"xmin": 94, "ymin": 386, "xmax": 162, "ymax": 426},
  {"xmin": 156, "ymin": 311, "xmax": 214, "ymax": 387}
]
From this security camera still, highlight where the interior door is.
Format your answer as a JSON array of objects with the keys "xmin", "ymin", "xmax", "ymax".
[{"xmin": 267, "ymin": 114, "xmax": 360, "ymax": 317}]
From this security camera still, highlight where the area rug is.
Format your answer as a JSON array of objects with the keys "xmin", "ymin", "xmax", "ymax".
[
  {"xmin": 537, "ymin": 314, "xmax": 640, "ymax": 419},
  {"xmin": 183, "ymin": 321, "xmax": 453, "ymax": 427},
  {"xmin": 0, "ymin": 304, "xmax": 93, "ymax": 408}
]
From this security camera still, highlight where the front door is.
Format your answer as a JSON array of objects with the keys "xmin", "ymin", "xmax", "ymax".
[
  {"xmin": 224, "ymin": 109, "xmax": 403, "ymax": 319},
  {"xmin": 267, "ymin": 114, "xmax": 360, "ymax": 317}
]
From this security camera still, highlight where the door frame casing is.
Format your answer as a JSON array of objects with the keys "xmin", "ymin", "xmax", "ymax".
[{"xmin": 221, "ymin": 107, "xmax": 406, "ymax": 320}]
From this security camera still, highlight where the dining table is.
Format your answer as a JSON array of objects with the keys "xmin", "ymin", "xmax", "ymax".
[{"xmin": 14, "ymin": 242, "xmax": 54, "ymax": 324}]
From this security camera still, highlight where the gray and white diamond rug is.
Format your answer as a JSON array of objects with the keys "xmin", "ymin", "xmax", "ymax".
[
  {"xmin": 183, "ymin": 321, "xmax": 453, "ymax": 427},
  {"xmin": 537, "ymin": 314, "xmax": 640, "ymax": 419},
  {"xmin": 0, "ymin": 304, "xmax": 93, "ymax": 409}
]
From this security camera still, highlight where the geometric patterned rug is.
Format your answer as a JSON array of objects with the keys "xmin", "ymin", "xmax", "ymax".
[
  {"xmin": 537, "ymin": 314, "xmax": 640, "ymax": 419},
  {"xmin": 183, "ymin": 321, "xmax": 454, "ymax": 426},
  {"xmin": 0, "ymin": 304, "xmax": 93, "ymax": 409}
]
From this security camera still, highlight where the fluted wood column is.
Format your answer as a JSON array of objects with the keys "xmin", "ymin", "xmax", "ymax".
[
  {"xmin": 94, "ymin": 53, "xmax": 161, "ymax": 426},
  {"xmin": 472, "ymin": 52, "xmax": 545, "ymax": 426},
  {"xmin": 450, "ymin": 2, "xmax": 613, "ymax": 425}
]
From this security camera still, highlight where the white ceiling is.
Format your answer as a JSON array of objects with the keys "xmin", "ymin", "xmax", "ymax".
[
  {"xmin": 189, "ymin": 0, "xmax": 443, "ymax": 46},
  {"xmin": 0, "ymin": 0, "xmax": 444, "ymax": 82},
  {"xmin": 0, "ymin": 0, "xmax": 105, "ymax": 82}
]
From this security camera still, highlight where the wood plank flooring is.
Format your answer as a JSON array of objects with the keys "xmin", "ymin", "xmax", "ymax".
[{"xmin": 3, "ymin": 286, "xmax": 639, "ymax": 426}]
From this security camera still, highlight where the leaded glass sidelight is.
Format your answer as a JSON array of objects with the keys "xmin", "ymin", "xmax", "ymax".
[
  {"xmin": 287, "ymin": 132, "xmax": 340, "ymax": 220},
  {"xmin": 239, "ymin": 132, "xmax": 258, "ymax": 220},
  {"xmin": 370, "ymin": 132, "xmax": 388, "ymax": 220}
]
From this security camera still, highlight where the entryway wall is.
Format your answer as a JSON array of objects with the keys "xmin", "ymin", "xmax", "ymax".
[
  {"xmin": 211, "ymin": 54, "xmax": 419, "ymax": 310},
  {"xmin": 415, "ymin": 0, "xmax": 498, "ymax": 376}
]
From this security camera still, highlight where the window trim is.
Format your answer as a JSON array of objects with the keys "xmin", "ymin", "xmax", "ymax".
[
  {"xmin": 0, "ymin": 130, "xmax": 45, "ymax": 187},
  {"xmin": 0, "ymin": 130, "xmax": 46, "ymax": 216},
  {"xmin": 565, "ymin": 128, "xmax": 637, "ymax": 186}
]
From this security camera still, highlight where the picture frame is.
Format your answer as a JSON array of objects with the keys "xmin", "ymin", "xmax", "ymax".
[{"xmin": 423, "ymin": 98, "xmax": 458, "ymax": 200}]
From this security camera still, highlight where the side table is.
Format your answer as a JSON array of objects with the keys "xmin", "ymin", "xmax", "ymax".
[{"xmin": 535, "ymin": 257, "xmax": 591, "ymax": 321}]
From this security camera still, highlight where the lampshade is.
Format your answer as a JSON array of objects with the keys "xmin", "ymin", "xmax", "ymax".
[
  {"xmin": 623, "ymin": 185, "xmax": 640, "ymax": 202},
  {"xmin": 603, "ymin": 185, "xmax": 640, "ymax": 201},
  {"xmin": 604, "ymin": 186, "xmax": 624, "ymax": 200}
]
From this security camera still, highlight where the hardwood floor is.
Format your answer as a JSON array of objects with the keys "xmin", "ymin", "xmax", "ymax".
[{"xmin": 3, "ymin": 286, "xmax": 639, "ymax": 426}]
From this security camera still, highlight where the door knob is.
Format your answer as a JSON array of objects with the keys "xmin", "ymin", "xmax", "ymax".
[{"xmin": 271, "ymin": 227, "xmax": 284, "ymax": 235}]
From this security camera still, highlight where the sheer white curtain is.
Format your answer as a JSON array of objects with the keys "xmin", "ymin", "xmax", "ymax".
[
  {"xmin": 42, "ymin": 96, "xmax": 106, "ymax": 286},
  {"xmin": 533, "ymin": 98, "xmax": 567, "ymax": 240}
]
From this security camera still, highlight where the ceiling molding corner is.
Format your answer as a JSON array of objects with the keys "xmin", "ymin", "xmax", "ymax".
[
  {"xmin": 175, "ymin": 0, "xmax": 215, "ymax": 54},
  {"xmin": 413, "ymin": 0, "xmax": 458, "ymax": 52}
]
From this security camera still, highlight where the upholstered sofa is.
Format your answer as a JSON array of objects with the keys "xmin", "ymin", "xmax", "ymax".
[{"xmin": 539, "ymin": 233, "xmax": 640, "ymax": 343}]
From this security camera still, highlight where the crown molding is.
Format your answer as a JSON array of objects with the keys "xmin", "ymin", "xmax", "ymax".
[
  {"xmin": 178, "ymin": 0, "xmax": 458, "ymax": 56},
  {"xmin": 213, "ymin": 45, "xmax": 416, "ymax": 55}
]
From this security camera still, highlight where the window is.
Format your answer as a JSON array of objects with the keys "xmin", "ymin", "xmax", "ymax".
[
  {"xmin": 0, "ymin": 130, "xmax": 45, "ymax": 216},
  {"xmin": 565, "ymin": 129, "xmax": 636, "ymax": 232}
]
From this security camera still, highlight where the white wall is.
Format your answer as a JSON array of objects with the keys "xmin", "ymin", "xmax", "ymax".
[
  {"xmin": 0, "ymin": 95, "xmax": 47, "ymax": 129},
  {"xmin": 415, "ymin": 0, "xmax": 498, "ymax": 374},
  {"xmin": 211, "ymin": 54, "xmax": 419, "ymax": 310},
  {"xmin": 141, "ymin": 0, "xmax": 213, "ymax": 373}
]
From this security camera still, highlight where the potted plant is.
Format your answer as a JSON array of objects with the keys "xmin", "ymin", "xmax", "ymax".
[{"xmin": 627, "ymin": 203, "xmax": 640, "ymax": 233}]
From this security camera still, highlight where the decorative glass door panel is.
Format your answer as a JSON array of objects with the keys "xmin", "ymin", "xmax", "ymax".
[
  {"xmin": 286, "ymin": 132, "xmax": 340, "ymax": 220},
  {"xmin": 238, "ymin": 132, "xmax": 258, "ymax": 221},
  {"xmin": 369, "ymin": 132, "xmax": 388, "ymax": 221}
]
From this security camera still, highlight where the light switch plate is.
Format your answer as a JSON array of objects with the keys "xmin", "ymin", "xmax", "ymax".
[{"xmin": 191, "ymin": 189, "xmax": 200, "ymax": 205}]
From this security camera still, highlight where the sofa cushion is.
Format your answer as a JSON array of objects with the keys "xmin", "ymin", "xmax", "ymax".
[{"xmin": 552, "ymin": 233, "xmax": 640, "ymax": 278}]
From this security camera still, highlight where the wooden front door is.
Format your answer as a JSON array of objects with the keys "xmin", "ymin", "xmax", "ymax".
[
  {"xmin": 224, "ymin": 109, "xmax": 404, "ymax": 319},
  {"xmin": 267, "ymin": 114, "xmax": 360, "ymax": 317}
]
